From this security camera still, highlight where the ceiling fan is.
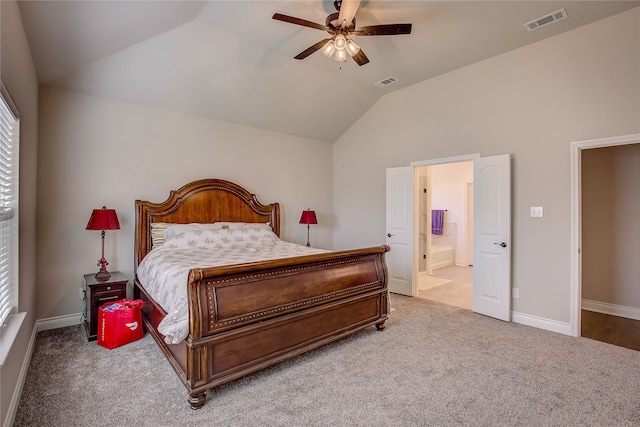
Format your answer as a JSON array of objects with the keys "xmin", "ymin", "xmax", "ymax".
[{"xmin": 272, "ymin": 0, "xmax": 412, "ymax": 66}]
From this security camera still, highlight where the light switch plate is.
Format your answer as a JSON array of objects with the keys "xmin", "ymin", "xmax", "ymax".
[{"xmin": 530, "ymin": 206, "xmax": 543, "ymax": 217}]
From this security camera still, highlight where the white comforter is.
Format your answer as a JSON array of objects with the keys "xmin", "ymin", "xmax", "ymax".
[{"xmin": 136, "ymin": 225, "xmax": 328, "ymax": 344}]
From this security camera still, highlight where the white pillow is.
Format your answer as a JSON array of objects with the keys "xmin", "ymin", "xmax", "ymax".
[
  {"xmin": 164, "ymin": 227, "xmax": 278, "ymax": 250},
  {"xmin": 164, "ymin": 222, "xmax": 224, "ymax": 240},
  {"xmin": 225, "ymin": 222, "xmax": 272, "ymax": 231}
]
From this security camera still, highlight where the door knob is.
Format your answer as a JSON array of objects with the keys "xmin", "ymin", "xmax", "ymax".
[
  {"xmin": 387, "ymin": 233, "xmax": 395, "ymax": 238},
  {"xmin": 493, "ymin": 242, "xmax": 507, "ymax": 248}
]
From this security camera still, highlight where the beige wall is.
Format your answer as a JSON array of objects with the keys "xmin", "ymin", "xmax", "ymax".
[
  {"xmin": 36, "ymin": 87, "xmax": 333, "ymax": 320},
  {"xmin": 0, "ymin": 1, "xmax": 39, "ymax": 425},
  {"xmin": 581, "ymin": 144, "xmax": 640, "ymax": 309},
  {"xmin": 333, "ymin": 8, "xmax": 640, "ymax": 324}
]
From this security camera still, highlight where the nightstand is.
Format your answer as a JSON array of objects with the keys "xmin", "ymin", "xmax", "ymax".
[{"xmin": 82, "ymin": 271, "xmax": 128, "ymax": 341}]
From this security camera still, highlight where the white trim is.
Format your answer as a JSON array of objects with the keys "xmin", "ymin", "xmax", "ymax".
[
  {"xmin": 582, "ymin": 300, "xmax": 640, "ymax": 321},
  {"xmin": 411, "ymin": 153, "xmax": 480, "ymax": 167},
  {"xmin": 2, "ymin": 319, "xmax": 37, "ymax": 427},
  {"xmin": 0, "ymin": 312, "xmax": 25, "ymax": 366},
  {"xmin": 36, "ymin": 312, "xmax": 83, "ymax": 332},
  {"xmin": 570, "ymin": 133, "xmax": 640, "ymax": 337},
  {"xmin": 512, "ymin": 311, "xmax": 572, "ymax": 336}
]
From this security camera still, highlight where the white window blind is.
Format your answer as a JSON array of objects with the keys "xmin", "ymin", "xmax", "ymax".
[{"xmin": 0, "ymin": 83, "xmax": 19, "ymax": 327}]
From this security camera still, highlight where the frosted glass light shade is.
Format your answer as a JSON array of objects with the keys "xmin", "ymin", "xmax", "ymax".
[
  {"xmin": 321, "ymin": 40, "xmax": 336, "ymax": 57},
  {"xmin": 334, "ymin": 49, "xmax": 347, "ymax": 62},
  {"xmin": 334, "ymin": 34, "xmax": 347, "ymax": 50},
  {"xmin": 346, "ymin": 40, "xmax": 360, "ymax": 57}
]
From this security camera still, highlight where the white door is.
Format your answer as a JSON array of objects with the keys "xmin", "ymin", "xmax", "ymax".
[
  {"xmin": 473, "ymin": 154, "xmax": 511, "ymax": 321},
  {"xmin": 386, "ymin": 166, "xmax": 414, "ymax": 296}
]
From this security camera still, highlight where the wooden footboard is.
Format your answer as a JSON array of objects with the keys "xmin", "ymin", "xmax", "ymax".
[{"xmin": 135, "ymin": 245, "xmax": 389, "ymax": 409}]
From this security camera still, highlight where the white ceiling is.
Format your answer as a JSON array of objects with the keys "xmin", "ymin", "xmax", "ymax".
[{"xmin": 17, "ymin": 1, "xmax": 639, "ymax": 142}]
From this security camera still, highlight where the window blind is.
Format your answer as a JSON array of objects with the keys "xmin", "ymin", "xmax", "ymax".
[{"xmin": 0, "ymin": 84, "xmax": 19, "ymax": 327}]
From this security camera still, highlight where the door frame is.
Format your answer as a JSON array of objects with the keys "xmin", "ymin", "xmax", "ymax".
[{"xmin": 569, "ymin": 133, "xmax": 640, "ymax": 337}]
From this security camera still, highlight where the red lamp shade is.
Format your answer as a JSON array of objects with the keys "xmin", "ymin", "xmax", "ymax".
[
  {"xmin": 299, "ymin": 210, "xmax": 317, "ymax": 225},
  {"xmin": 86, "ymin": 207, "xmax": 120, "ymax": 231}
]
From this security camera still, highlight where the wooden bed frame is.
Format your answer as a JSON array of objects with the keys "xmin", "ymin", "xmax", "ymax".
[{"xmin": 133, "ymin": 179, "xmax": 390, "ymax": 409}]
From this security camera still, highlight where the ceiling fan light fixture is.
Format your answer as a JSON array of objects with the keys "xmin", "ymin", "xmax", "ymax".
[
  {"xmin": 345, "ymin": 39, "xmax": 360, "ymax": 57},
  {"xmin": 321, "ymin": 40, "xmax": 336, "ymax": 57},
  {"xmin": 334, "ymin": 34, "xmax": 347, "ymax": 50},
  {"xmin": 273, "ymin": 1, "xmax": 411, "ymax": 67}
]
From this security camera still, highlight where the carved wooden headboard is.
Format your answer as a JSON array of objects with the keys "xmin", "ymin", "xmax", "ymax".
[{"xmin": 135, "ymin": 179, "xmax": 280, "ymax": 266}]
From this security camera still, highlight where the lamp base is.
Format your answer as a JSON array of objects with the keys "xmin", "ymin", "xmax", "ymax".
[{"xmin": 95, "ymin": 269, "xmax": 112, "ymax": 281}]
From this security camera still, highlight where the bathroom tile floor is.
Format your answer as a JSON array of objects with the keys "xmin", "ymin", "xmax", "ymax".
[{"xmin": 416, "ymin": 265, "xmax": 473, "ymax": 310}]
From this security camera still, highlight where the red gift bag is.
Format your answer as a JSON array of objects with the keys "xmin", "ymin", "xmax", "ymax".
[{"xmin": 97, "ymin": 299, "xmax": 145, "ymax": 350}]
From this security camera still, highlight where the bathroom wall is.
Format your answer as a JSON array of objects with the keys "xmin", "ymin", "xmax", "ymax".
[
  {"xmin": 417, "ymin": 161, "xmax": 473, "ymax": 272},
  {"xmin": 429, "ymin": 162, "xmax": 474, "ymax": 267}
]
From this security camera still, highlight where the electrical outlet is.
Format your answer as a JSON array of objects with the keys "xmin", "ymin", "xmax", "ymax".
[{"xmin": 512, "ymin": 288, "xmax": 519, "ymax": 299}]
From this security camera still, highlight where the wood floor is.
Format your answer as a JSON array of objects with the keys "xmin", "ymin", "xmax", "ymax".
[
  {"xmin": 581, "ymin": 310, "xmax": 640, "ymax": 351},
  {"xmin": 417, "ymin": 267, "xmax": 640, "ymax": 352}
]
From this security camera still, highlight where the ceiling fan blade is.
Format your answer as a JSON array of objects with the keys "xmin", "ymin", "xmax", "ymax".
[
  {"xmin": 272, "ymin": 13, "xmax": 331, "ymax": 32},
  {"xmin": 351, "ymin": 49, "xmax": 369, "ymax": 66},
  {"xmin": 337, "ymin": 0, "xmax": 361, "ymax": 29},
  {"xmin": 352, "ymin": 23, "xmax": 412, "ymax": 36},
  {"xmin": 294, "ymin": 38, "xmax": 332, "ymax": 60}
]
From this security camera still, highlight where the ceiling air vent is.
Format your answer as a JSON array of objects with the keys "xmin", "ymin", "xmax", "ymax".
[
  {"xmin": 374, "ymin": 76, "xmax": 398, "ymax": 88},
  {"xmin": 524, "ymin": 8, "xmax": 568, "ymax": 32}
]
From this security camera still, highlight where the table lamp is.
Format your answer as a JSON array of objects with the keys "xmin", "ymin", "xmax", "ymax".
[
  {"xmin": 299, "ymin": 209, "xmax": 317, "ymax": 247},
  {"xmin": 86, "ymin": 206, "xmax": 120, "ymax": 280}
]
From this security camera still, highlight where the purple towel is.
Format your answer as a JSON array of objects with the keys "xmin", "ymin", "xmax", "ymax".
[{"xmin": 432, "ymin": 210, "xmax": 445, "ymax": 235}]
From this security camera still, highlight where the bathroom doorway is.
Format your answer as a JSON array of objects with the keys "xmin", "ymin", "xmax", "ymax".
[
  {"xmin": 416, "ymin": 161, "xmax": 474, "ymax": 310},
  {"xmin": 387, "ymin": 153, "xmax": 511, "ymax": 319}
]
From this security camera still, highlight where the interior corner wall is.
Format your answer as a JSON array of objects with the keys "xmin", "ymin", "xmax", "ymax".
[
  {"xmin": 0, "ymin": 1, "xmax": 40, "ymax": 425},
  {"xmin": 581, "ymin": 144, "xmax": 640, "ymax": 309},
  {"xmin": 36, "ymin": 87, "xmax": 333, "ymax": 321},
  {"xmin": 332, "ymin": 8, "xmax": 640, "ymax": 325}
]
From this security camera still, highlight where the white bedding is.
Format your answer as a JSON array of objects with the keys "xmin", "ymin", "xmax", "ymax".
[{"xmin": 136, "ymin": 226, "xmax": 328, "ymax": 344}]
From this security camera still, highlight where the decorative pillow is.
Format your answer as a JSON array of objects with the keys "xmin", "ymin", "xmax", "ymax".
[
  {"xmin": 150, "ymin": 222, "xmax": 173, "ymax": 248},
  {"xmin": 164, "ymin": 222, "xmax": 224, "ymax": 240}
]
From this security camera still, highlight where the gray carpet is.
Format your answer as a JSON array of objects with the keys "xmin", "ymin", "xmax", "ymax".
[{"xmin": 14, "ymin": 295, "xmax": 640, "ymax": 426}]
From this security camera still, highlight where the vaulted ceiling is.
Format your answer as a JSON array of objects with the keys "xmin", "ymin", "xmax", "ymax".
[{"xmin": 17, "ymin": 1, "xmax": 639, "ymax": 142}]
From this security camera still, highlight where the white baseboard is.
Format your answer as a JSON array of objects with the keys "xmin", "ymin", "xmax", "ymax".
[
  {"xmin": 2, "ymin": 320, "xmax": 37, "ymax": 427},
  {"xmin": 36, "ymin": 312, "xmax": 83, "ymax": 332},
  {"xmin": 512, "ymin": 311, "xmax": 572, "ymax": 336},
  {"xmin": 581, "ymin": 300, "xmax": 640, "ymax": 321}
]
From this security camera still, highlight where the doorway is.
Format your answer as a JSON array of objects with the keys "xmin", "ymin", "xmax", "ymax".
[
  {"xmin": 415, "ymin": 162, "xmax": 474, "ymax": 310},
  {"xmin": 570, "ymin": 133, "xmax": 640, "ymax": 339}
]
